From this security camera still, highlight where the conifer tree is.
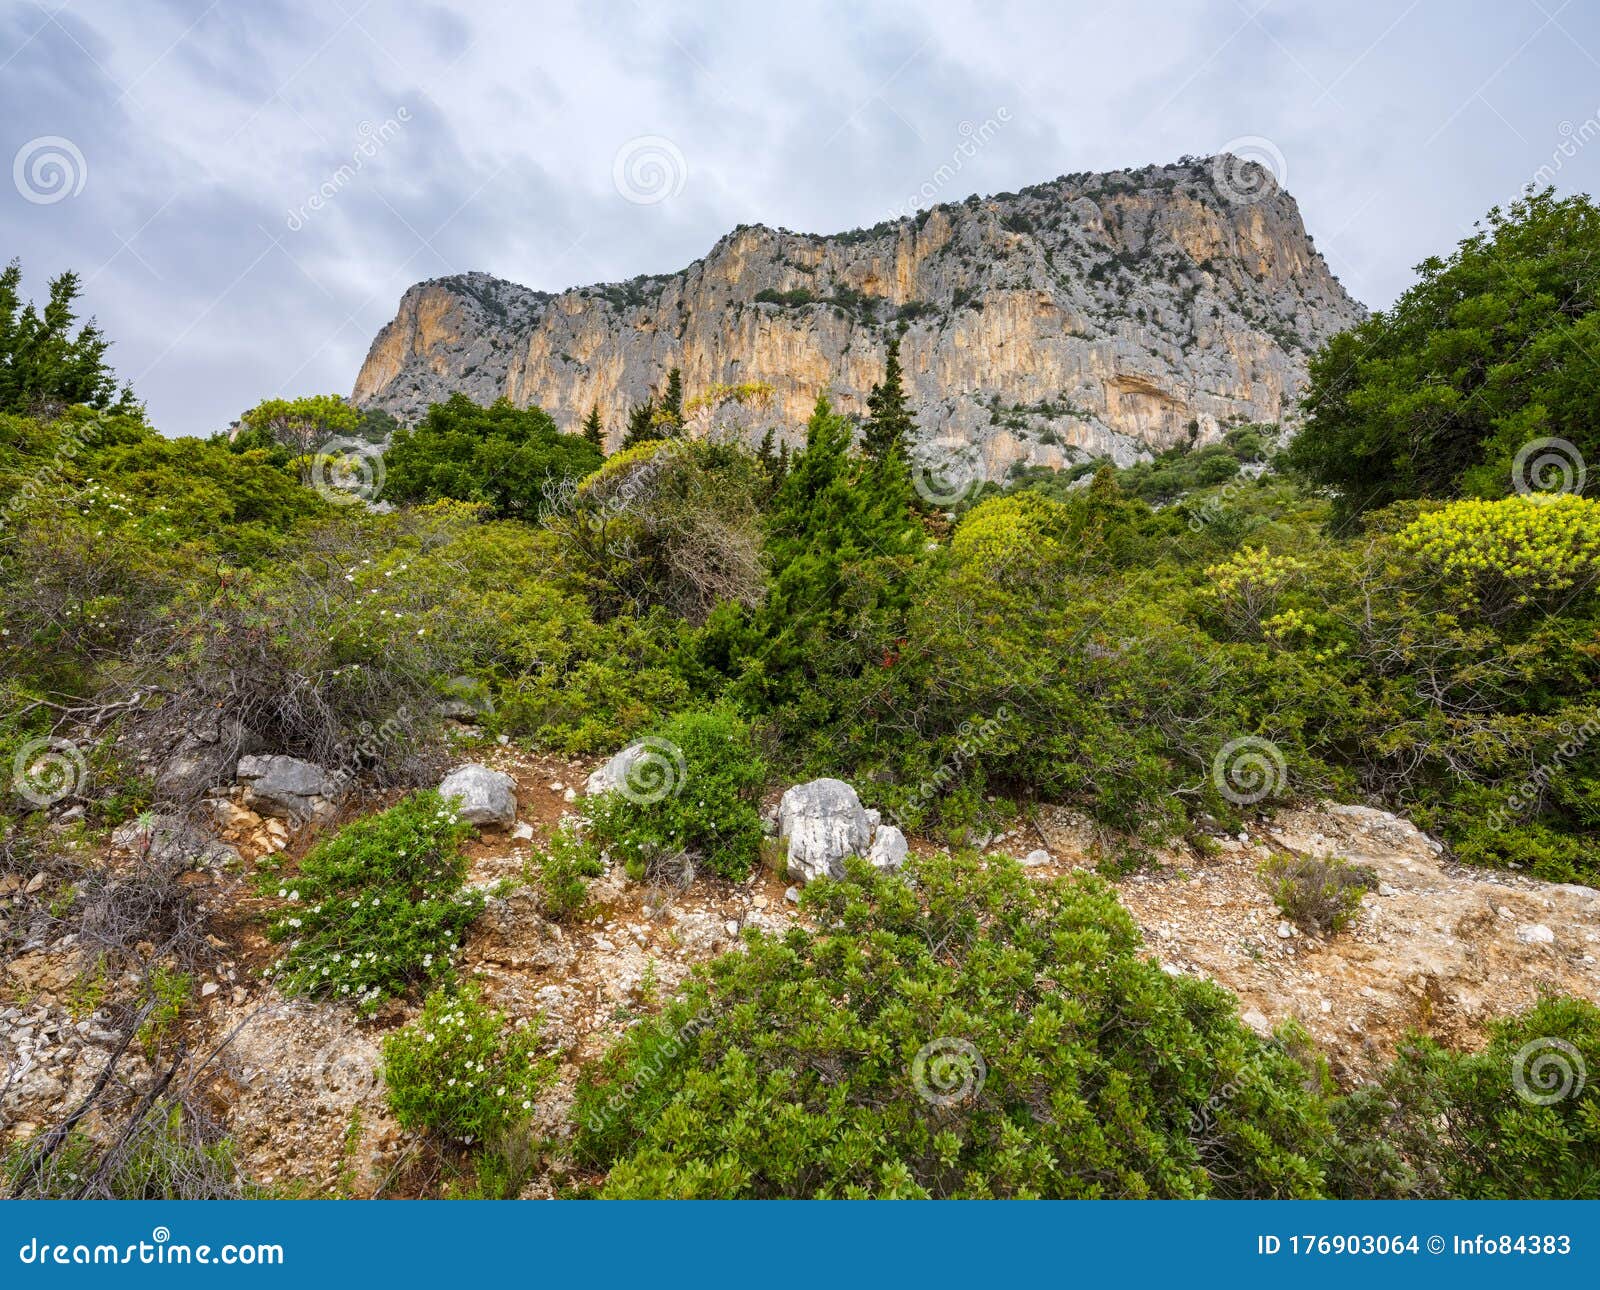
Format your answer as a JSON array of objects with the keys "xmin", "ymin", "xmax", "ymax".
[
  {"xmin": 862, "ymin": 336, "xmax": 915, "ymax": 466},
  {"xmin": 581, "ymin": 402, "xmax": 606, "ymax": 451}
]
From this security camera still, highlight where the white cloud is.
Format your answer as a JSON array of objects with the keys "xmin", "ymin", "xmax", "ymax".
[{"xmin": 3, "ymin": 0, "xmax": 1598, "ymax": 435}]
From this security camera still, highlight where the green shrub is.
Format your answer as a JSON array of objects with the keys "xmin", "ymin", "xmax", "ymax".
[
  {"xmin": 1329, "ymin": 995, "xmax": 1600, "ymax": 1198},
  {"xmin": 528, "ymin": 820, "xmax": 603, "ymax": 921},
  {"xmin": 381, "ymin": 983, "xmax": 555, "ymax": 1144},
  {"xmin": 1260, "ymin": 853, "xmax": 1376, "ymax": 935},
  {"xmin": 587, "ymin": 707, "xmax": 767, "ymax": 881},
  {"xmin": 260, "ymin": 791, "xmax": 481, "ymax": 1014},
  {"xmin": 571, "ymin": 853, "xmax": 1330, "ymax": 1197}
]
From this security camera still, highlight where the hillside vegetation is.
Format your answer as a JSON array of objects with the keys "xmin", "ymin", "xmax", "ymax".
[{"xmin": 2, "ymin": 192, "xmax": 1598, "ymax": 1199}]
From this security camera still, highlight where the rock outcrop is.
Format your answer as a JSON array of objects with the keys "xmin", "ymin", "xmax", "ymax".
[
  {"xmin": 236, "ymin": 755, "xmax": 345, "ymax": 824},
  {"xmin": 778, "ymin": 778, "xmax": 906, "ymax": 882},
  {"xmin": 353, "ymin": 156, "xmax": 1364, "ymax": 477}
]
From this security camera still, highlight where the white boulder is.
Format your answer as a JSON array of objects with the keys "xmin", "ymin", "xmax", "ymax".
[
  {"xmin": 778, "ymin": 778, "xmax": 907, "ymax": 882},
  {"xmin": 438, "ymin": 764, "xmax": 518, "ymax": 830}
]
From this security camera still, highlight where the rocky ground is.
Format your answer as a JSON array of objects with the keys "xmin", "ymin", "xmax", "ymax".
[{"xmin": 4, "ymin": 741, "xmax": 1597, "ymax": 1196}]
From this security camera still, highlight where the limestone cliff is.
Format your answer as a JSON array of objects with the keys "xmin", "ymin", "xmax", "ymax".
[{"xmin": 352, "ymin": 156, "xmax": 1364, "ymax": 476}]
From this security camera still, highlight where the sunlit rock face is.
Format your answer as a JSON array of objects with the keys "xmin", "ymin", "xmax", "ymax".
[{"xmin": 354, "ymin": 156, "xmax": 1364, "ymax": 476}]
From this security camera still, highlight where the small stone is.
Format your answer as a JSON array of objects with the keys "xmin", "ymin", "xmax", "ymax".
[
  {"xmin": 200, "ymin": 982, "xmax": 219, "ymax": 997},
  {"xmin": 1022, "ymin": 849, "xmax": 1051, "ymax": 867},
  {"xmin": 1516, "ymin": 923, "xmax": 1555, "ymax": 945},
  {"xmin": 1377, "ymin": 882, "xmax": 1397, "ymax": 896},
  {"xmin": 563, "ymin": 788, "xmax": 577, "ymax": 803},
  {"xmin": 512, "ymin": 821, "xmax": 535, "ymax": 841},
  {"xmin": 784, "ymin": 886, "xmax": 800, "ymax": 903},
  {"xmin": 549, "ymin": 782, "xmax": 565, "ymax": 792},
  {"xmin": 724, "ymin": 919, "xmax": 739, "ymax": 936},
  {"xmin": 752, "ymin": 895, "xmax": 768, "ymax": 909},
  {"xmin": 24, "ymin": 872, "xmax": 46, "ymax": 894},
  {"xmin": 1277, "ymin": 920, "xmax": 1294, "ymax": 939}
]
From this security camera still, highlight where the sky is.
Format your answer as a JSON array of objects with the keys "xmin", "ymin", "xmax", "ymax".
[{"xmin": 4, "ymin": 0, "xmax": 1600, "ymax": 438}]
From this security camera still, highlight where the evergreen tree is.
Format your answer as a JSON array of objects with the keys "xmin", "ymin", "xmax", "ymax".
[
  {"xmin": 621, "ymin": 398, "xmax": 658, "ymax": 449},
  {"xmin": 581, "ymin": 402, "xmax": 606, "ymax": 451},
  {"xmin": 739, "ymin": 395, "xmax": 923, "ymax": 720},
  {"xmin": 862, "ymin": 336, "xmax": 915, "ymax": 466},
  {"xmin": 0, "ymin": 261, "xmax": 136, "ymax": 415},
  {"xmin": 661, "ymin": 367, "xmax": 684, "ymax": 427}
]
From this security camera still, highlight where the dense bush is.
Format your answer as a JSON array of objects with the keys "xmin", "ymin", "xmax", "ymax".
[
  {"xmin": 587, "ymin": 707, "xmax": 767, "ymax": 881},
  {"xmin": 572, "ymin": 854, "xmax": 1331, "ymax": 1197},
  {"xmin": 1328, "ymin": 995, "xmax": 1600, "ymax": 1198},
  {"xmin": 1287, "ymin": 190, "xmax": 1600, "ymax": 516},
  {"xmin": 381, "ymin": 983, "xmax": 555, "ymax": 1144},
  {"xmin": 260, "ymin": 791, "xmax": 482, "ymax": 1014},
  {"xmin": 381, "ymin": 393, "xmax": 602, "ymax": 519}
]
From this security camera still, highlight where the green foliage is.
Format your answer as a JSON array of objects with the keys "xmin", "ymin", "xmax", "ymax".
[
  {"xmin": 587, "ymin": 707, "xmax": 767, "ymax": 881},
  {"xmin": 1287, "ymin": 189, "xmax": 1600, "ymax": 516},
  {"xmin": 1259, "ymin": 854, "xmax": 1376, "ymax": 935},
  {"xmin": 1396, "ymin": 493, "xmax": 1600, "ymax": 620},
  {"xmin": 580, "ymin": 402, "xmax": 605, "ymax": 450},
  {"xmin": 260, "ymin": 791, "xmax": 482, "ymax": 1014},
  {"xmin": 5, "ymin": 1103, "xmax": 248, "ymax": 1200},
  {"xmin": 721, "ymin": 395, "xmax": 923, "ymax": 735},
  {"xmin": 381, "ymin": 983, "xmax": 555, "ymax": 1144},
  {"xmin": 1329, "ymin": 995, "xmax": 1600, "ymax": 1198},
  {"xmin": 239, "ymin": 394, "xmax": 359, "ymax": 482},
  {"xmin": 527, "ymin": 819, "xmax": 603, "ymax": 921},
  {"xmin": 862, "ymin": 337, "xmax": 915, "ymax": 465},
  {"xmin": 573, "ymin": 854, "xmax": 1331, "ymax": 1197},
  {"xmin": 0, "ymin": 260, "xmax": 136, "ymax": 415},
  {"xmin": 381, "ymin": 393, "xmax": 602, "ymax": 519}
]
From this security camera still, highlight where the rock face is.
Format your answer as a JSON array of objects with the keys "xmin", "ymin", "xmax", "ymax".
[
  {"xmin": 778, "ymin": 778, "xmax": 906, "ymax": 882},
  {"xmin": 236, "ymin": 755, "xmax": 345, "ymax": 823},
  {"xmin": 353, "ymin": 156, "xmax": 1363, "ymax": 476},
  {"xmin": 438, "ymin": 764, "xmax": 518, "ymax": 829}
]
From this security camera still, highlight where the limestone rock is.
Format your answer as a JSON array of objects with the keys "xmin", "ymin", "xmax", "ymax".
[
  {"xmin": 236, "ymin": 755, "xmax": 345, "ymax": 823},
  {"xmin": 353, "ymin": 157, "xmax": 1364, "ymax": 479},
  {"xmin": 438, "ymin": 764, "xmax": 518, "ymax": 830}
]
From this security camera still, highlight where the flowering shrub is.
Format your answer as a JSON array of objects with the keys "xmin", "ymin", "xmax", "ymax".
[
  {"xmin": 1397, "ymin": 494, "xmax": 1600, "ymax": 618},
  {"xmin": 260, "ymin": 791, "xmax": 481, "ymax": 1015},
  {"xmin": 381, "ymin": 984, "xmax": 554, "ymax": 1144},
  {"xmin": 587, "ymin": 707, "xmax": 767, "ymax": 881}
]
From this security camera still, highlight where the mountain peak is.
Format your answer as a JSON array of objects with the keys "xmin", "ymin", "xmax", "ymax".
[{"xmin": 353, "ymin": 155, "xmax": 1363, "ymax": 469}]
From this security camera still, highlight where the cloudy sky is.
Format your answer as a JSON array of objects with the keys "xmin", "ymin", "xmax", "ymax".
[{"xmin": 4, "ymin": 0, "xmax": 1599, "ymax": 436}]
